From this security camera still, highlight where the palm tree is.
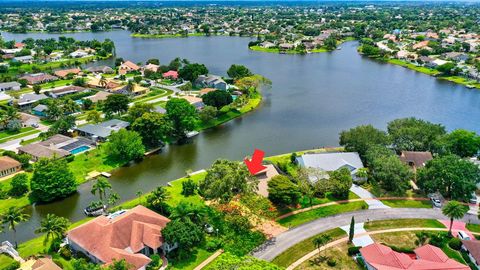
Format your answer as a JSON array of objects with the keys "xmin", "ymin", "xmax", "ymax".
[
  {"xmin": 312, "ymin": 234, "xmax": 332, "ymax": 258},
  {"xmin": 35, "ymin": 214, "xmax": 71, "ymax": 245},
  {"xmin": 126, "ymin": 80, "xmax": 135, "ymax": 94},
  {"xmin": 146, "ymin": 186, "xmax": 169, "ymax": 214},
  {"xmin": 442, "ymin": 201, "xmax": 468, "ymax": 236},
  {"xmin": 99, "ymin": 75, "xmax": 107, "ymax": 88},
  {"xmin": 91, "ymin": 177, "xmax": 112, "ymax": 202},
  {"xmin": 108, "ymin": 192, "xmax": 120, "ymax": 207},
  {"xmin": 4, "ymin": 106, "xmax": 19, "ymax": 122},
  {"xmin": 1, "ymin": 207, "xmax": 30, "ymax": 248},
  {"xmin": 170, "ymin": 201, "xmax": 206, "ymax": 224}
]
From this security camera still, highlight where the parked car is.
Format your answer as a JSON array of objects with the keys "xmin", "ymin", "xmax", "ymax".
[
  {"xmin": 470, "ymin": 193, "xmax": 478, "ymax": 204},
  {"xmin": 457, "ymin": 230, "xmax": 471, "ymax": 240},
  {"xmin": 430, "ymin": 197, "xmax": 442, "ymax": 208}
]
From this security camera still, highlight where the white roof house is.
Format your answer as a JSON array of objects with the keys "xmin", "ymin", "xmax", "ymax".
[{"xmin": 296, "ymin": 152, "xmax": 365, "ymax": 181}]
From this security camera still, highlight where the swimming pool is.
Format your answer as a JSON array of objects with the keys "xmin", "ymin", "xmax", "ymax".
[{"xmin": 70, "ymin": 145, "xmax": 90, "ymax": 155}]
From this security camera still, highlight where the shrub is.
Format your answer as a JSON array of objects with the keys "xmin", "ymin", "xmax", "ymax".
[
  {"xmin": 181, "ymin": 178, "xmax": 197, "ymax": 196},
  {"xmin": 348, "ymin": 246, "xmax": 361, "ymax": 256},
  {"xmin": 9, "ymin": 173, "xmax": 29, "ymax": 197},
  {"xmin": 327, "ymin": 258, "xmax": 337, "ymax": 267},
  {"xmin": 206, "ymin": 240, "xmax": 222, "ymax": 252},
  {"xmin": 65, "ymin": 155, "xmax": 75, "ymax": 163},
  {"xmin": 3, "ymin": 261, "xmax": 20, "ymax": 270},
  {"xmin": 59, "ymin": 246, "xmax": 72, "ymax": 259},
  {"xmin": 448, "ymin": 238, "xmax": 462, "ymax": 250}
]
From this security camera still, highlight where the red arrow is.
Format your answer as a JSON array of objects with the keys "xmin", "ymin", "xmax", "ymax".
[{"xmin": 244, "ymin": 149, "xmax": 267, "ymax": 175}]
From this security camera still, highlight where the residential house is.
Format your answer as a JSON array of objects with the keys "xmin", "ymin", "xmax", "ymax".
[
  {"xmin": 255, "ymin": 164, "xmax": 280, "ymax": 197},
  {"xmin": 67, "ymin": 205, "xmax": 175, "ymax": 270},
  {"xmin": 0, "ymin": 156, "xmax": 21, "ymax": 178},
  {"xmin": 442, "ymin": 52, "xmax": 469, "ymax": 62},
  {"xmin": 181, "ymin": 95, "xmax": 205, "ymax": 110},
  {"xmin": 399, "ymin": 151, "xmax": 433, "ymax": 172},
  {"xmin": 199, "ymin": 88, "xmax": 216, "ymax": 96},
  {"xmin": 14, "ymin": 42, "xmax": 25, "ymax": 49},
  {"xmin": 162, "ymin": 70, "xmax": 178, "ymax": 80},
  {"xmin": 16, "ymin": 93, "xmax": 48, "ymax": 109},
  {"xmin": 195, "ymin": 75, "xmax": 227, "ymax": 91},
  {"xmin": 69, "ymin": 50, "xmax": 89, "ymax": 58},
  {"xmin": 144, "ymin": 63, "xmax": 160, "ymax": 73},
  {"xmin": 1, "ymin": 48, "xmax": 21, "ymax": 54},
  {"xmin": 86, "ymin": 65, "xmax": 115, "ymax": 74},
  {"xmin": 296, "ymin": 152, "xmax": 365, "ymax": 182},
  {"xmin": 54, "ymin": 68, "xmax": 81, "ymax": 79},
  {"xmin": 32, "ymin": 104, "xmax": 48, "ymax": 117},
  {"xmin": 47, "ymin": 85, "xmax": 89, "ymax": 98},
  {"xmin": 461, "ymin": 240, "xmax": 480, "ymax": 269},
  {"xmin": 424, "ymin": 59, "xmax": 449, "ymax": 68},
  {"xmin": 85, "ymin": 91, "xmax": 112, "ymax": 103},
  {"xmin": 19, "ymin": 112, "xmax": 39, "ymax": 127},
  {"xmin": 360, "ymin": 243, "xmax": 469, "ymax": 270},
  {"xmin": 21, "ymin": 257, "xmax": 62, "ymax": 270},
  {"xmin": 19, "ymin": 73, "xmax": 58, "ymax": 85},
  {"xmin": 18, "ymin": 134, "xmax": 93, "ymax": 161},
  {"xmin": 260, "ymin": 41, "xmax": 276, "ymax": 48},
  {"xmin": 279, "ymin": 43, "xmax": 294, "ymax": 51},
  {"xmin": 75, "ymin": 119, "xmax": 130, "ymax": 141},
  {"xmin": 412, "ymin": 40, "xmax": 430, "ymax": 50},
  {"xmin": 13, "ymin": 55, "xmax": 34, "ymax": 64},
  {"xmin": 0, "ymin": 82, "xmax": 21, "ymax": 91},
  {"xmin": 119, "ymin": 61, "xmax": 140, "ymax": 75}
]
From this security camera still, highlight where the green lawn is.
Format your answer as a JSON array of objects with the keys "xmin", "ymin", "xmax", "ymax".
[
  {"xmin": 0, "ymin": 129, "xmax": 40, "ymax": 144},
  {"xmin": 466, "ymin": 223, "xmax": 480, "ymax": 233},
  {"xmin": 132, "ymin": 88, "xmax": 172, "ymax": 104},
  {"xmin": 0, "ymin": 127, "xmax": 34, "ymax": 140},
  {"xmin": 131, "ymin": 33, "xmax": 206, "ymax": 39},
  {"xmin": 38, "ymin": 79, "xmax": 73, "ymax": 89},
  {"xmin": 387, "ymin": 59, "xmax": 440, "ymax": 76},
  {"xmin": 67, "ymin": 147, "xmax": 124, "ymax": 184},
  {"xmin": 439, "ymin": 76, "xmax": 480, "ymax": 89},
  {"xmin": 168, "ymin": 247, "xmax": 213, "ymax": 270},
  {"xmin": 381, "ymin": 199, "xmax": 432, "ymax": 208},
  {"xmin": 0, "ymin": 254, "xmax": 16, "ymax": 270},
  {"xmin": 277, "ymin": 201, "xmax": 368, "ymax": 227},
  {"xmin": 271, "ymin": 228, "xmax": 346, "ymax": 268},
  {"xmin": 364, "ymin": 219, "xmax": 445, "ymax": 231}
]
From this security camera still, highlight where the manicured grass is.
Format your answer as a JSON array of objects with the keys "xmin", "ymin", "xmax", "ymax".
[
  {"xmin": 296, "ymin": 242, "xmax": 362, "ymax": 270},
  {"xmin": 276, "ymin": 192, "xmax": 360, "ymax": 216},
  {"xmin": 0, "ymin": 254, "xmax": 15, "ymax": 270},
  {"xmin": 365, "ymin": 219, "xmax": 445, "ymax": 231},
  {"xmin": 132, "ymin": 88, "xmax": 172, "ymax": 104},
  {"xmin": 168, "ymin": 247, "xmax": 213, "ymax": 270},
  {"xmin": 38, "ymin": 79, "xmax": 73, "ymax": 89},
  {"xmin": 0, "ymin": 195, "xmax": 31, "ymax": 215},
  {"xmin": 442, "ymin": 245, "xmax": 467, "ymax": 264},
  {"xmin": 466, "ymin": 223, "xmax": 480, "ymax": 233},
  {"xmin": 131, "ymin": 33, "xmax": 206, "ymax": 38},
  {"xmin": 381, "ymin": 199, "xmax": 432, "ymax": 208},
  {"xmin": 272, "ymin": 228, "xmax": 346, "ymax": 268},
  {"xmin": 0, "ymin": 129, "xmax": 40, "ymax": 144},
  {"xmin": 439, "ymin": 75, "xmax": 480, "ymax": 89},
  {"xmin": 67, "ymin": 147, "xmax": 124, "ymax": 184},
  {"xmin": 197, "ymin": 96, "xmax": 261, "ymax": 130},
  {"xmin": 277, "ymin": 201, "xmax": 367, "ymax": 227},
  {"xmin": 20, "ymin": 136, "xmax": 42, "ymax": 146},
  {"xmin": 387, "ymin": 59, "xmax": 440, "ymax": 76},
  {"xmin": 372, "ymin": 231, "xmax": 421, "ymax": 250},
  {"xmin": 0, "ymin": 127, "xmax": 34, "ymax": 140}
]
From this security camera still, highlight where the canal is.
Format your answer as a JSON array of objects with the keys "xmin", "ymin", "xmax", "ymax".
[{"xmin": 2, "ymin": 30, "xmax": 480, "ymax": 243}]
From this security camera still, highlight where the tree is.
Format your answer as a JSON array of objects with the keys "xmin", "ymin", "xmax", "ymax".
[
  {"xmin": 147, "ymin": 58, "xmax": 159, "ymax": 65},
  {"xmin": 107, "ymin": 259, "xmax": 133, "ymax": 270},
  {"xmin": 82, "ymin": 99, "xmax": 93, "ymax": 110},
  {"xmin": 312, "ymin": 234, "xmax": 332, "ymax": 258},
  {"xmin": 442, "ymin": 201, "xmax": 468, "ymax": 236},
  {"xmin": 162, "ymin": 219, "xmax": 204, "ymax": 258},
  {"xmin": 35, "ymin": 214, "xmax": 70, "ymax": 245},
  {"xmin": 1, "ymin": 207, "xmax": 29, "ymax": 247},
  {"xmin": 103, "ymin": 94, "xmax": 129, "ymax": 117},
  {"xmin": 91, "ymin": 177, "xmax": 112, "ymax": 202},
  {"xmin": 165, "ymin": 98, "xmax": 198, "ymax": 139},
  {"xmin": 181, "ymin": 178, "xmax": 197, "ymax": 196},
  {"xmin": 267, "ymin": 175, "xmax": 301, "ymax": 206},
  {"xmin": 324, "ymin": 36, "xmax": 337, "ymax": 50},
  {"xmin": 105, "ymin": 129, "xmax": 145, "ymax": 162},
  {"xmin": 108, "ymin": 192, "xmax": 120, "ymax": 207},
  {"xmin": 46, "ymin": 99, "xmax": 64, "ymax": 121},
  {"xmin": 436, "ymin": 129, "xmax": 480, "ymax": 157},
  {"xmin": 48, "ymin": 115, "xmax": 76, "ymax": 135},
  {"xmin": 127, "ymin": 103, "xmax": 154, "ymax": 122},
  {"xmin": 73, "ymin": 77, "xmax": 86, "ymax": 87},
  {"xmin": 86, "ymin": 110, "xmax": 102, "ymax": 124},
  {"xmin": 170, "ymin": 201, "xmax": 206, "ymax": 225},
  {"xmin": 199, "ymin": 105, "xmax": 217, "ymax": 123},
  {"xmin": 329, "ymin": 168, "xmax": 353, "ymax": 199},
  {"xmin": 339, "ymin": 125, "xmax": 390, "ymax": 159},
  {"xmin": 199, "ymin": 159, "xmax": 256, "ymax": 203},
  {"xmin": 178, "ymin": 63, "xmax": 208, "ymax": 82},
  {"xmin": 370, "ymin": 155, "xmax": 412, "ymax": 195},
  {"xmin": 132, "ymin": 112, "xmax": 172, "ymax": 147},
  {"xmin": 30, "ymin": 158, "xmax": 77, "ymax": 203},
  {"xmin": 202, "ymin": 90, "xmax": 233, "ymax": 109},
  {"xmin": 437, "ymin": 62, "xmax": 456, "ymax": 75},
  {"xmin": 63, "ymin": 99, "xmax": 80, "ymax": 114},
  {"xmin": 348, "ymin": 216, "xmax": 355, "ymax": 243},
  {"xmin": 146, "ymin": 186, "xmax": 170, "ymax": 215},
  {"xmin": 227, "ymin": 64, "xmax": 253, "ymax": 80},
  {"xmin": 387, "ymin": 118, "xmax": 446, "ymax": 152},
  {"xmin": 9, "ymin": 173, "xmax": 29, "ymax": 197},
  {"xmin": 33, "ymin": 85, "xmax": 41, "ymax": 94},
  {"xmin": 418, "ymin": 155, "xmax": 480, "ymax": 201}
]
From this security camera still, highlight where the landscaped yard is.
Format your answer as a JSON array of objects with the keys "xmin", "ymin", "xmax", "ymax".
[
  {"xmin": 0, "ymin": 127, "xmax": 35, "ymax": 140},
  {"xmin": 277, "ymin": 201, "xmax": 367, "ymax": 227},
  {"xmin": 364, "ymin": 219, "xmax": 445, "ymax": 231},
  {"xmin": 272, "ymin": 228, "xmax": 346, "ymax": 268},
  {"xmin": 381, "ymin": 199, "xmax": 432, "ymax": 208},
  {"xmin": 67, "ymin": 147, "xmax": 124, "ymax": 183},
  {"xmin": 296, "ymin": 243, "xmax": 361, "ymax": 270},
  {"xmin": 0, "ymin": 254, "xmax": 15, "ymax": 270}
]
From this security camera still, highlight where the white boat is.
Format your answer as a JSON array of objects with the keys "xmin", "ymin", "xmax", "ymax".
[{"xmin": 186, "ymin": 131, "xmax": 199, "ymax": 138}]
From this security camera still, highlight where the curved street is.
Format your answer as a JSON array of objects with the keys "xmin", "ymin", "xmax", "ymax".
[{"xmin": 252, "ymin": 208, "xmax": 480, "ymax": 261}]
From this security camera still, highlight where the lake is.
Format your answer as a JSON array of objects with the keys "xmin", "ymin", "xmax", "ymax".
[{"xmin": 2, "ymin": 30, "xmax": 480, "ymax": 243}]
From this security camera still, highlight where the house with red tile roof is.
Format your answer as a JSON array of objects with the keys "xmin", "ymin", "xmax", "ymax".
[
  {"xmin": 54, "ymin": 68, "xmax": 81, "ymax": 79},
  {"xmin": 162, "ymin": 70, "xmax": 178, "ymax": 80},
  {"xmin": 360, "ymin": 243, "xmax": 469, "ymax": 270},
  {"xmin": 119, "ymin": 61, "xmax": 140, "ymax": 75},
  {"xmin": 461, "ymin": 240, "xmax": 480, "ymax": 268},
  {"xmin": 67, "ymin": 205, "xmax": 174, "ymax": 270}
]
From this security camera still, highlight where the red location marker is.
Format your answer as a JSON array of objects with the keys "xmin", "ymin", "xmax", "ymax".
[{"xmin": 244, "ymin": 149, "xmax": 267, "ymax": 175}]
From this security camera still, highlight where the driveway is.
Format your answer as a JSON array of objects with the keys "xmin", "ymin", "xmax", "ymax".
[
  {"xmin": 252, "ymin": 208, "xmax": 480, "ymax": 261},
  {"xmin": 339, "ymin": 222, "xmax": 373, "ymax": 247},
  {"xmin": 350, "ymin": 184, "xmax": 389, "ymax": 209}
]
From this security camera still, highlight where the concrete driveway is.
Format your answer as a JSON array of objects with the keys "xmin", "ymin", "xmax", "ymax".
[
  {"xmin": 350, "ymin": 184, "xmax": 389, "ymax": 209},
  {"xmin": 252, "ymin": 208, "xmax": 480, "ymax": 261}
]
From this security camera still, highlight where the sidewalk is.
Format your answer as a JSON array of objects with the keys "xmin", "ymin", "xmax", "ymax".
[{"xmin": 350, "ymin": 184, "xmax": 390, "ymax": 209}]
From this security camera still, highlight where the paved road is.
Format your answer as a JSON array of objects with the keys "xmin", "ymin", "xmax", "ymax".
[
  {"xmin": 0, "ymin": 124, "xmax": 49, "ymax": 152},
  {"xmin": 252, "ymin": 208, "xmax": 480, "ymax": 261}
]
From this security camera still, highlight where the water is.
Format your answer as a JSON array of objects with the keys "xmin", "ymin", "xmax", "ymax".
[{"xmin": 2, "ymin": 30, "xmax": 480, "ymax": 244}]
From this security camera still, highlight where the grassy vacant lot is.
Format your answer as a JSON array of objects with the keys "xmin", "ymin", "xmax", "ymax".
[
  {"xmin": 381, "ymin": 199, "xmax": 432, "ymax": 208},
  {"xmin": 277, "ymin": 201, "xmax": 367, "ymax": 227},
  {"xmin": 67, "ymin": 147, "xmax": 124, "ymax": 183},
  {"xmin": 272, "ymin": 228, "xmax": 346, "ymax": 268},
  {"xmin": 296, "ymin": 242, "xmax": 361, "ymax": 270},
  {"xmin": 365, "ymin": 219, "xmax": 445, "ymax": 231}
]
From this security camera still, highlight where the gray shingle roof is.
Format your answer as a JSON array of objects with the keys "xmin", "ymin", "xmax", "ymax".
[{"xmin": 296, "ymin": 152, "xmax": 364, "ymax": 173}]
